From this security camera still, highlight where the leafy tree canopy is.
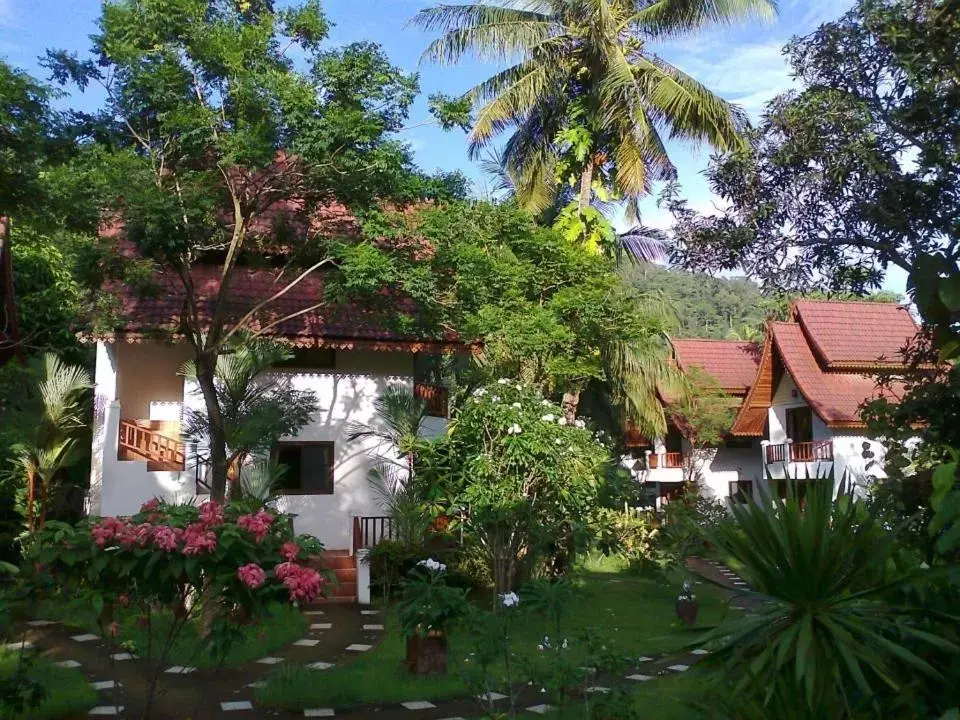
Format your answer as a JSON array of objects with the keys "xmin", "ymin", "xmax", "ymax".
[{"xmin": 664, "ymin": 0, "xmax": 959, "ymax": 328}]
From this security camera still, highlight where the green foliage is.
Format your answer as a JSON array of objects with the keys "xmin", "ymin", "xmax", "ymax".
[
  {"xmin": 427, "ymin": 92, "xmax": 473, "ymax": 131},
  {"xmin": 701, "ymin": 481, "xmax": 958, "ymax": 717},
  {"xmin": 395, "ymin": 561, "xmax": 469, "ymax": 637},
  {"xmin": 442, "ymin": 380, "xmax": 609, "ymax": 591},
  {"xmin": 0, "ymin": 649, "xmax": 98, "ymax": 720},
  {"xmin": 668, "ymin": 367, "xmax": 737, "ymax": 451},
  {"xmin": 180, "ymin": 337, "xmax": 319, "ymax": 465},
  {"xmin": 668, "ymin": 0, "xmax": 960, "ymax": 306}
]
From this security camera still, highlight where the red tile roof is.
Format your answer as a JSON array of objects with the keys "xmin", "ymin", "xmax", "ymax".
[
  {"xmin": 92, "ymin": 263, "xmax": 466, "ymax": 352},
  {"xmin": 771, "ymin": 322, "xmax": 905, "ymax": 427},
  {"xmin": 672, "ymin": 339, "xmax": 762, "ymax": 396},
  {"xmin": 791, "ymin": 300, "xmax": 919, "ymax": 368}
]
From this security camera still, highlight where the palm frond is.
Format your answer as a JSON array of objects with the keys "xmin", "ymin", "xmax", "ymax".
[
  {"xmin": 618, "ymin": 225, "xmax": 668, "ymax": 263},
  {"xmin": 468, "ymin": 62, "xmax": 554, "ymax": 152},
  {"xmin": 412, "ymin": 3, "xmax": 560, "ymax": 65},
  {"xmin": 628, "ymin": 0, "xmax": 776, "ymax": 38},
  {"xmin": 238, "ymin": 459, "xmax": 287, "ymax": 503},
  {"xmin": 346, "ymin": 386, "xmax": 428, "ymax": 457}
]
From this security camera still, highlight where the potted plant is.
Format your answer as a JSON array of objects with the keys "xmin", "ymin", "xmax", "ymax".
[
  {"xmin": 396, "ymin": 558, "xmax": 468, "ymax": 675},
  {"xmin": 675, "ymin": 578, "xmax": 698, "ymax": 625}
]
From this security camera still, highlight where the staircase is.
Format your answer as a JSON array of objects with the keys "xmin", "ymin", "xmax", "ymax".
[
  {"xmin": 307, "ymin": 550, "xmax": 357, "ymax": 604},
  {"xmin": 118, "ymin": 418, "xmax": 185, "ymax": 472}
]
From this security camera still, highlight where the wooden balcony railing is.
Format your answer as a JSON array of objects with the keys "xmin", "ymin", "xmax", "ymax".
[
  {"xmin": 414, "ymin": 383, "xmax": 449, "ymax": 417},
  {"xmin": 765, "ymin": 440, "xmax": 833, "ymax": 464},
  {"xmin": 649, "ymin": 452, "xmax": 685, "ymax": 469},
  {"xmin": 352, "ymin": 515, "xmax": 396, "ymax": 554},
  {"xmin": 118, "ymin": 418, "xmax": 185, "ymax": 471}
]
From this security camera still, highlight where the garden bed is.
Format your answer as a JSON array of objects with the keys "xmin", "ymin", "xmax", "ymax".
[
  {"xmin": 255, "ymin": 570, "xmax": 725, "ymax": 710},
  {"xmin": 0, "ymin": 647, "xmax": 98, "ymax": 719},
  {"xmin": 34, "ymin": 596, "xmax": 307, "ymax": 668}
]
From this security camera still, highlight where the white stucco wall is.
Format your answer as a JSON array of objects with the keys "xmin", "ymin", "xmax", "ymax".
[
  {"xmin": 693, "ymin": 441, "xmax": 764, "ymax": 501},
  {"xmin": 762, "ymin": 371, "xmax": 887, "ymax": 496},
  {"xmin": 91, "ymin": 342, "xmax": 445, "ymax": 550}
]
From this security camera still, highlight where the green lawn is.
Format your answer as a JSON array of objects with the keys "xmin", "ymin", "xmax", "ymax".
[
  {"xmin": 36, "ymin": 596, "xmax": 306, "ymax": 668},
  {"xmin": 256, "ymin": 569, "xmax": 726, "ymax": 711},
  {"xmin": 0, "ymin": 647, "xmax": 98, "ymax": 719}
]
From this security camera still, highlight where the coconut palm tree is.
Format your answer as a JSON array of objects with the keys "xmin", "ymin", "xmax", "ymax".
[
  {"xmin": 413, "ymin": 0, "xmax": 775, "ymax": 256},
  {"xmin": 12, "ymin": 354, "xmax": 91, "ymax": 531}
]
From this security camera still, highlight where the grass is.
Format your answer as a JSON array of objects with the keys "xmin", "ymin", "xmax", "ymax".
[
  {"xmin": 36, "ymin": 596, "xmax": 306, "ymax": 668},
  {"xmin": 0, "ymin": 648, "xmax": 98, "ymax": 719},
  {"xmin": 256, "ymin": 569, "xmax": 727, "ymax": 711}
]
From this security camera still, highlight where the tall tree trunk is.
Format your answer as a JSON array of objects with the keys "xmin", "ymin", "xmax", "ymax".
[
  {"xmin": 26, "ymin": 469, "xmax": 36, "ymax": 532},
  {"xmin": 578, "ymin": 160, "xmax": 594, "ymax": 214},
  {"xmin": 561, "ymin": 388, "xmax": 580, "ymax": 425},
  {"xmin": 194, "ymin": 354, "xmax": 229, "ymax": 502}
]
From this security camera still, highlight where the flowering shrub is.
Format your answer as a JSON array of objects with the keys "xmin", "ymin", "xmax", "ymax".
[
  {"xmin": 450, "ymin": 381, "xmax": 609, "ymax": 592},
  {"xmin": 26, "ymin": 498, "xmax": 324, "ymax": 620}
]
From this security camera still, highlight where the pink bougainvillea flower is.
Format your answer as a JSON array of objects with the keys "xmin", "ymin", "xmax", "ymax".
[
  {"xmin": 90, "ymin": 517, "xmax": 128, "ymax": 547},
  {"xmin": 280, "ymin": 541, "xmax": 300, "ymax": 562},
  {"xmin": 182, "ymin": 523, "xmax": 217, "ymax": 555},
  {"xmin": 274, "ymin": 563, "xmax": 323, "ymax": 603},
  {"xmin": 140, "ymin": 498, "xmax": 160, "ymax": 513},
  {"xmin": 237, "ymin": 563, "xmax": 266, "ymax": 589},
  {"xmin": 198, "ymin": 500, "xmax": 223, "ymax": 527},
  {"xmin": 237, "ymin": 511, "xmax": 274, "ymax": 543},
  {"xmin": 152, "ymin": 525, "xmax": 181, "ymax": 552}
]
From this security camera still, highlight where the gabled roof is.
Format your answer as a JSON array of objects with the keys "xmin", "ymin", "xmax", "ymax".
[
  {"xmin": 790, "ymin": 299, "xmax": 918, "ymax": 369},
  {"xmin": 731, "ymin": 301, "xmax": 915, "ymax": 436},
  {"xmin": 671, "ymin": 339, "xmax": 761, "ymax": 396}
]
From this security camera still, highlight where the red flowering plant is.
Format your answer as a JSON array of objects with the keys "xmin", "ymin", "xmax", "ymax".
[{"xmin": 23, "ymin": 497, "xmax": 324, "ymax": 715}]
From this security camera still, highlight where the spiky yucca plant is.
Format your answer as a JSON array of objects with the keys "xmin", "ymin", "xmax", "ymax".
[{"xmin": 700, "ymin": 479, "xmax": 957, "ymax": 717}]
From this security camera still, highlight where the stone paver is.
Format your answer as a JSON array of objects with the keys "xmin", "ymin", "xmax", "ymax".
[
  {"xmin": 362, "ymin": 624, "xmax": 384, "ymax": 631},
  {"xmin": 88, "ymin": 706, "xmax": 124, "ymax": 716},
  {"xmin": 527, "ymin": 704, "xmax": 554, "ymax": 714},
  {"xmin": 27, "ymin": 620, "xmax": 57, "ymax": 627},
  {"xmin": 256, "ymin": 656, "xmax": 284, "ymax": 665},
  {"xmin": 221, "ymin": 700, "xmax": 254, "ymax": 711},
  {"xmin": 691, "ymin": 648, "xmax": 709, "ymax": 655},
  {"xmin": 401, "ymin": 700, "xmax": 436, "ymax": 710},
  {"xmin": 668, "ymin": 664, "xmax": 690, "ymax": 672},
  {"xmin": 55, "ymin": 659, "xmax": 82, "ymax": 668},
  {"xmin": 359, "ymin": 610, "xmax": 379, "ymax": 615},
  {"xmin": 304, "ymin": 710, "xmax": 335, "ymax": 717},
  {"xmin": 90, "ymin": 680, "xmax": 120, "ymax": 690},
  {"xmin": 585, "ymin": 686, "xmax": 611, "ymax": 694},
  {"xmin": 627, "ymin": 674, "xmax": 652, "ymax": 682},
  {"xmin": 71, "ymin": 633, "xmax": 99, "ymax": 642},
  {"xmin": 110, "ymin": 652, "xmax": 135, "ymax": 661},
  {"xmin": 477, "ymin": 691, "xmax": 507, "ymax": 701},
  {"xmin": 294, "ymin": 638, "xmax": 321, "ymax": 647},
  {"xmin": 165, "ymin": 665, "xmax": 197, "ymax": 674},
  {"xmin": 311, "ymin": 623, "xmax": 333, "ymax": 630},
  {"xmin": 2, "ymin": 640, "xmax": 33, "ymax": 651},
  {"xmin": 308, "ymin": 661, "xmax": 334, "ymax": 670},
  {"xmin": 345, "ymin": 643, "xmax": 372, "ymax": 652}
]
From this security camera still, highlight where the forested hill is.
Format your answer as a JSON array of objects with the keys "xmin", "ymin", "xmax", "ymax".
[
  {"xmin": 624, "ymin": 265, "xmax": 772, "ymax": 341},
  {"xmin": 624, "ymin": 265, "xmax": 902, "ymax": 341}
]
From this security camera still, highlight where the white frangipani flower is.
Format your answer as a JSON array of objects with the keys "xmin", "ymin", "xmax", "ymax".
[
  {"xmin": 497, "ymin": 378, "xmax": 510, "ymax": 385},
  {"xmin": 557, "ymin": 417, "xmax": 567, "ymax": 426},
  {"xmin": 472, "ymin": 388, "xmax": 487, "ymax": 397},
  {"xmin": 541, "ymin": 414, "xmax": 555, "ymax": 422},
  {"xmin": 491, "ymin": 395, "xmax": 500, "ymax": 402},
  {"xmin": 501, "ymin": 592, "xmax": 520, "ymax": 607},
  {"xmin": 541, "ymin": 400, "xmax": 552, "ymax": 407},
  {"xmin": 512, "ymin": 402, "xmax": 522, "ymax": 409},
  {"xmin": 574, "ymin": 419, "xmax": 586, "ymax": 428},
  {"xmin": 417, "ymin": 558, "xmax": 447, "ymax": 573},
  {"xmin": 507, "ymin": 423, "xmax": 523, "ymax": 435},
  {"xmin": 555, "ymin": 438, "xmax": 563, "ymax": 445}
]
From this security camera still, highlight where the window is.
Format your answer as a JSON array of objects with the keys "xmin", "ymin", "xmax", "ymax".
[
  {"xmin": 273, "ymin": 442, "xmax": 334, "ymax": 494},
  {"xmin": 729, "ymin": 480, "xmax": 753, "ymax": 503},
  {"xmin": 274, "ymin": 348, "xmax": 336, "ymax": 370},
  {"xmin": 786, "ymin": 406, "xmax": 813, "ymax": 443}
]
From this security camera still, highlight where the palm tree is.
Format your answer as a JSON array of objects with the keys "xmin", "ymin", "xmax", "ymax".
[
  {"xmin": 12, "ymin": 354, "xmax": 91, "ymax": 531},
  {"xmin": 347, "ymin": 386, "xmax": 429, "ymax": 488},
  {"xmin": 413, "ymin": 0, "xmax": 775, "ymax": 256},
  {"xmin": 180, "ymin": 338, "xmax": 319, "ymax": 476}
]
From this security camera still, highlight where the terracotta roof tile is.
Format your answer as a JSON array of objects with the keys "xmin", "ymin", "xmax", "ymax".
[
  {"xmin": 672, "ymin": 339, "xmax": 762, "ymax": 395},
  {"xmin": 792, "ymin": 300, "xmax": 919, "ymax": 368},
  {"xmin": 97, "ymin": 263, "xmax": 464, "ymax": 351},
  {"xmin": 771, "ymin": 322, "xmax": 904, "ymax": 426}
]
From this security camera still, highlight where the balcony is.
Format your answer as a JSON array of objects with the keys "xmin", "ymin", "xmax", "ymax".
[
  {"xmin": 649, "ymin": 452, "xmax": 686, "ymax": 469},
  {"xmin": 118, "ymin": 418, "xmax": 186, "ymax": 471},
  {"xmin": 414, "ymin": 383, "xmax": 449, "ymax": 417},
  {"xmin": 765, "ymin": 440, "xmax": 833, "ymax": 464}
]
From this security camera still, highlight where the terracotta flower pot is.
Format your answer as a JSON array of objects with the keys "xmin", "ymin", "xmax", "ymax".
[
  {"xmin": 675, "ymin": 597, "xmax": 699, "ymax": 626},
  {"xmin": 405, "ymin": 630, "xmax": 448, "ymax": 675}
]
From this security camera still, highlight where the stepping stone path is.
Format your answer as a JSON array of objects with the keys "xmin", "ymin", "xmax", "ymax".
[
  {"xmin": 294, "ymin": 638, "xmax": 321, "ymax": 647},
  {"xmin": 345, "ymin": 643, "xmax": 372, "ymax": 652},
  {"xmin": 304, "ymin": 710, "xmax": 335, "ymax": 717},
  {"xmin": 220, "ymin": 700, "xmax": 253, "ymax": 711}
]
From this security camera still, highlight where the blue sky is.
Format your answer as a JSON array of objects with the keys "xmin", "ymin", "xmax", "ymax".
[{"xmin": 0, "ymin": 0, "xmax": 904, "ymax": 292}]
